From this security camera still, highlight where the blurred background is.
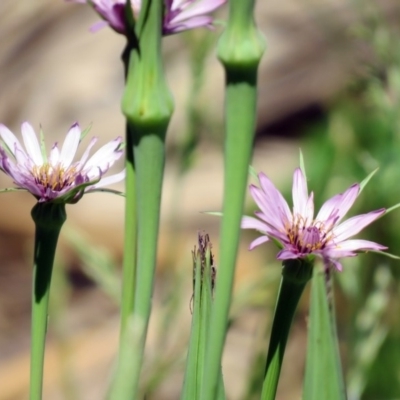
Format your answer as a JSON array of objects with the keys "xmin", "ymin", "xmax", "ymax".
[{"xmin": 1, "ymin": 0, "xmax": 400, "ymax": 399}]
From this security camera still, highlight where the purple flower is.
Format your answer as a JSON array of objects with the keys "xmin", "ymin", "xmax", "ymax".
[
  {"xmin": 0, "ymin": 122, "xmax": 125, "ymax": 204},
  {"xmin": 67, "ymin": 0, "xmax": 226, "ymax": 35},
  {"xmin": 242, "ymin": 168, "xmax": 387, "ymax": 271}
]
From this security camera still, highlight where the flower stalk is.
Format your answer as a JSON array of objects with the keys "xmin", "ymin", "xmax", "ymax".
[
  {"xmin": 119, "ymin": 125, "xmax": 136, "ymax": 334},
  {"xmin": 30, "ymin": 202, "xmax": 66, "ymax": 400},
  {"xmin": 201, "ymin": 0, "xmax": 265, "ymax": 398},
  {"xmin": 112, "ymin": 0, "xmax": 174, "ymax": 397},
  {"xmin": 261, "ymin": 259, "xmax": 313, "ymax": 400}
]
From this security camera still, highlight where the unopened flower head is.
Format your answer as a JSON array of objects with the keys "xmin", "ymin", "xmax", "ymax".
[
  {"xmin": 68, "ymin": 0, "xmax": 226, "ymax": 35},
  {"xmin": 242, "ymin": 167, "xmax": 387, "ymax": 271},
  {"xmin": 0, "ymin": 122, "xmax": 125, "ymax": 204}
]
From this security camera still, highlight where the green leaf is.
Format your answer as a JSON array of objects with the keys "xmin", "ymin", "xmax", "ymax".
[
  {"xmin": 384, "ymin": 202, "xmax": 400, "ymax": 215},
  {"xmin": 203, "ymin": 211, "xmax": 223, "ymax": 217},
  {"xmin": 79, "ymin": 123, "xmax": 92, "ymax": 141},
  {"xmin": 249, "ymin": 165, "xmax": 258, "ymax": 182},
  {"xmin": 370, "ymin": 250, "xmax": 400, "ymax": 260},
  {"xmin": 181, "ymin": 253, "xmax": 203, "ymax": 400},
  {"xmin": 359, "ymin": 168, "xmax": 378, "ymax": 193},
  {"xmin": 299, "ymin": 149, "xmax": 307, "ymax": 178},
  {"xmin": 39, "ymin": 127, "xmax": 47, "ymax": 163},
  {"xmin": 303, "ymin": 267, "xmax": 346, "ymax": 400},
  {"xmin": 181, "ymin": 239, "xmax": 225, "ymax": 400}
]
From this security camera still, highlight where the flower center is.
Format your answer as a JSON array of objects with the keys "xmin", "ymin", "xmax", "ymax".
[
  {"xmin": 32, "ymin": 163, "xmax": 77, "ymax": 192},
  {"xmin": 287, "ymin": 215, "xmax": 332, "ymax": 254}
]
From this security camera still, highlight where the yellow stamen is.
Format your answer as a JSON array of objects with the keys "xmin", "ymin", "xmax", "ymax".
[{"xmin": 31, "ymin": 163, "xmax": 77, "ymax": 191}]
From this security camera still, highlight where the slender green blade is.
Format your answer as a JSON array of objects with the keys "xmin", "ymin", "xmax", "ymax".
[
  {"xmin": 303, "ymin": 268, "xmax": 346, "ymax": 400},
  {"xmin": 181, "ymin": 255, "xmax": 203, "ymax": 400},
  {"xmin": 181, "ymin": 239, "xmax": 225, "ymax": 400}
]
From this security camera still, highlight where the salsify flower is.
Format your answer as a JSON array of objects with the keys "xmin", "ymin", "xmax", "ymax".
[
  {"xmin": 67, "ymin": 0, "xmax": 226, "ymax": 35},
  {"xmin": 0, "ymin": 122, "xmax": 125, "ymax": 204},
  {"xmin": 242, "ymin": 167, "xmax": 387, "ymax": 271}
]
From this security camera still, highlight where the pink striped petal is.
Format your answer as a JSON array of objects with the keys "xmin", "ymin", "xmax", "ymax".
[
  {"xmin": 60, "ymin": 123, "xmax": 81, "ymax": 168},
  {"xmin": 249, "ymin": 236, "xmax": 269, "ymax": 250},
  {"xmin": 316, "ymin": 183, "xmax": 359, "ymax": 223},
  {"xmin": 292, "ymin": 168, "xmax": 309, "ymax": 217},
  {"xmin": 333, "ymin": 209, "xmax": 385, "ymax": 242},
  {"xmin": 21, "ymin": 122, "xmax": 43, "ymax": 165},
  {"xmin": 241, "ymin": 216, "xmax": 268, "ymax": 232}
]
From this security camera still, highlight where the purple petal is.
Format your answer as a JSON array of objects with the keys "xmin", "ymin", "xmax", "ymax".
[
  {"xmin": 83, "ymin": 136, "xmax": 123, "ymax": 173},
  {"xmin": 90, "ymin": 20, "xmax": 110, "ymax": 33},
  {"xmin": 165, "ymin": 16, "xmax": 213, "ymax": 33},
  {"xmin": 316, "ymin": 183, "xmax": 359, "ymax": 225},
  {"xmin": 60, "ymin": 123, "xmax": 81, "ymax": 168},
  {"xmin": 253, "ymin": 211, "xmax": 290, "ymax": 243},
  {"xmin": 0, "ymin": 124, "xmax": 25, "ymax": 158},
  {"xmin": 88, "ymin": 168, "xmax": 125, "ymax": 189},
  {"xmin": 49, "ymin": 143, "xmax": 60, "ymax": 165},
  {"xmin": 292, "ymin": 168, "xmax": 309, "ymax": 218},
  {"xmin": 21, "ymin": 122, "xmax": 43, "ymax": 165},
  {"xmin": 241, "ymin": 216, "xmax": 269, "ymax": 232},
  {"xmin": 92, "ymin": 0, "xmax": 127, "ymax": 34},
  {"xmin": 76, "ymin": 136, "xmax": 98, "ymax": 169},
  {"xmin": 14, "ymin": 147, "xmax": 32, "ymax": 170},
  {"xmin": 277, "ymin": 249, "xmax": 300, "ymax": 260},
  {"xmin": 326, "ymin": 258, "xmax": 343, "ymax": 271},
  {"xmin": 258, "ymin": 172, "xmax": 292, "ymax": 223},
  {"xmin": 327, "ymin": 239, "xmax": 387, "ymax": 255},
  {"xmin": 333, "ymin": 209, "xmax": 385, "ymax": 242},
  {"xmin": 170, "ymin": 0, "xmax": 225, "ymax": 24},
  {"xmin": 249, "ymin": 185, "xmax": 288, "ymax": 232},
  {"xmin": 249, "ymin": 236, "xmax": 269, "ymax": 250}
]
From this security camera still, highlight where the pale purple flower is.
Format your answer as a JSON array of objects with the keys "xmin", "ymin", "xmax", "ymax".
[
  {"xmin": 242, "ymin": 168, "xmax": 387, "ymax": 271},
  {"xmin": 67, "ymin": 0, "xmax": 226, "ymax": 35},
  {"xmin": 0, "ymin": 122, "xmax": 125, "ymax": 204}
]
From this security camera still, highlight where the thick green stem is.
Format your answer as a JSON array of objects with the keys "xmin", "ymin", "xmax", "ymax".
[
  {"xmin": 30, "ymin": 203, "xmax": 66, "ymax": 400},
  {"xmin": 110, "ymin": 45, "xmax": 139, "ymax": 400},
  {"xmin": 119, "ymin": 125, "xmax": 136, "ymax": 336},
  {"xmin": 201, "ymin": 1, "xmax": 265, "ymax": 399},
  {"xmin": 261, "ymin": 259, "xmax": 313, "ymax": 400},
  {"xmin": 115, "ymin": 0, "xmax": 174, "ymax": 397}
]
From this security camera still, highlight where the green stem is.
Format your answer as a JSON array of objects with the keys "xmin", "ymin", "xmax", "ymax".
[
  {"xmin": 30, "ymin": 203, "xmax": 66, "ymax": 400},
  {"xmin": 261, "ymin": 259, "xmax": 312, "ymax": 400},
  {"xmin": 131, "ymin": 129, "xmax": 166, "ymax": 372},
  {"xmin": 116, "ymin": 0, "xmax": 174, "ymax": 396},
  {"xmin": 119, "ymin": 124, "xmax": 136, "ymax": 336},
  {"xmin": 201, "ymin": 1, "xmax": 265, "ymax": 398}
]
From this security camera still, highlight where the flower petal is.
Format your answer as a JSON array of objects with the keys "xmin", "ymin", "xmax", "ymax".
[
  {"xmin": 327, "ymin": 239, "xmax": 387, "ymax": 255},
  {"xmin": 76, "ymin": 136, "xmax": 98, "ymax": 168},
  {"xmin": 249, "ymin": 235, "xmax": 269, "ymax": 250},
  {"xmin": 316, "ymin": 183, "xmax": 359, "ymax": 225},
  {"xmin": 21, "ymin": 122, "xmax": 43, "ymax": 165},
  {"xmin": 171, "ymin": 0, "xmax": 225, "ymax": 23},
  {"xmin": 241, "ymin": 216, "xmax": 269, "ymax": 232},
  {"xmin": 88, "ymin": 168, "xmax": 125, "ymax": 189},
  {"xmin": 0, "ymin": 124, "xmax": 26, "ymax": 158},
  {"xmin": 292, "ymin": 168, "xmax": 310, "ymax": 218},
  {"xmin": 49, "ymin": 143, "xmax": 60, "ymax": 165},
  {"xmin": 83, "ymin": 136, "xmax": 123, "ymax": 173},
  {"xmin": 165, "ymin": 16, "xmax": 213, "ymax": 33},
  {"xmin": 258, "ymin": 172, "xmax": 292, "ymax": 223},
  {"xmin": 276, "ymin": 248, "xmax": 299, "ymax": 260},
  {"xmin": 249, "ymin": 185, "xmax": 288, "ymax": 232},
  {"xmin": 333, "ymin": 209, "xmax": 385, "ymax": 242},
  {"xmin": 60, "ymin": 123, "xmax": 81, "ymax": 168}
]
